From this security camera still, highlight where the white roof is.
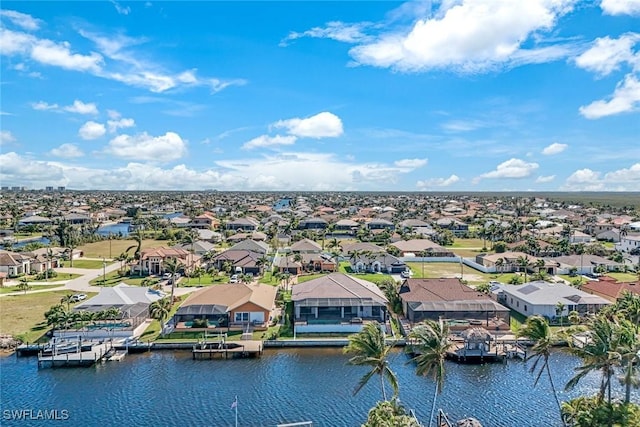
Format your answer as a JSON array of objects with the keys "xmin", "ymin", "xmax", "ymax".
[
  {"xmin": 497, "ymin": 281, "xmax": 610, "ymax": 306},
  {"xmin": 76, "ymin": 283, "xmax": 164, "ymax": 308}
]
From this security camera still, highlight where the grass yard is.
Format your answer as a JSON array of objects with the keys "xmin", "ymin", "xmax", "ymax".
[
  {"xmin": 406, "ymin": 262, "xmax": 525, "ymax": 286},
  {"xmin": 447, "ymin": 238, "xmax": 486, "ymax": 249},
  {"xmin": 0, "ymin": 291, "xmax": 96, "ymax": 343},
  {"xmin": 89, "ymin": 270, "xmax": 158, "ymax": 287},
  {"xmin": 0, "ymin": 284, "xmax": 66, "ymax": 294},
  {"xmin": 26, "ymin": 273, "xmax": 82, "ymax": 282},
  {"xmin": 78, "ymin": 239, "xmax": 166, "ymax": 259},
  {"xmin": 607, "ymin": 272, "xmax": 639, "ymax": 282},
  {"xmin": 66, "ymin": 259, "xmax": 115, "ymax": 269},
  {"xmin": 181, "ymin": 274, "xmax": 227, "ymax": 287}
]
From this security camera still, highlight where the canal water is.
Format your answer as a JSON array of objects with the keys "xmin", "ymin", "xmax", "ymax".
[
  {"xmin": 1, "ymin": 348, "xmax": 626, "ymax": 427},
  {"xmin": 96, "ymin": 223, "xmax": 131, "ymax": 237}
]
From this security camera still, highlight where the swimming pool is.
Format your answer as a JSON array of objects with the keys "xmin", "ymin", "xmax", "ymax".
[{"xmin": 86, "ymin": 322, "xmax": 131, "ymax": 330}]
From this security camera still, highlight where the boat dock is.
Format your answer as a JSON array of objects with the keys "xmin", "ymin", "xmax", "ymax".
[
  {"xmin": 192, "ymin": 340, "xmax": 263, "ymax": 360},
  {"xmin": 37, "ymin": 342, "xmax": 113, "ymax": 368}
]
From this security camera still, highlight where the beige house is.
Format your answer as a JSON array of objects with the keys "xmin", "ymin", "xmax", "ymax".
[
  {"xmin": 174, "ymin": 283, "xmax": 277, "ymax": 330},
  {"xmin": 138, "ymin": 247, "xmax": 200, "ymax": 275}
]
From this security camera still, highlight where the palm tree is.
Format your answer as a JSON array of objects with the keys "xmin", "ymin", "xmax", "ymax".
[
  {"xmin": 408, "ymin": 320, "xmax": 453, "ymax": 427},
  {"xmin": 516, "ymin": 255, "xmax": 533, "ymax": 283},
  {"xmin": 126, "ymin": 229, "xmax": 145, "ymax": 274},
  {"xmin": 568, "ymin": 310, "xmax": 581, "ymax": 325},
  {"xmin": 555, "ymin": 302, "xmax": 566, "ymax": 328},
  {"xmin": 256, "ymin": 255, "xmax": 270, "ymax": 276},
  {"xmin": 150, "ymin": 298, "xmax": 172, "ymax": 337},
  {"xmin": 616, "ymin": 319, "xmax": 640, "ymax": 404},
  {"xmin": 164, "ymin": 258, "xmax": 184, "ymax": 304},
  {"xmin": 343, "ymin": 321, "xmax": 398, "ymax": 401},
  {"xmin": 60, "ymin": 293, "xmax": 74, "ymax": 311},
  {"xmin": 191, "ymin": 266, "xmax": 205, "ymax": 286},
  {"xmin": 518, "ymin": 315, "xmax": 566, "ymax": 426},
  {"xmin": 566, "ymin": 315, "xmax": 622, "ymax": 405}
]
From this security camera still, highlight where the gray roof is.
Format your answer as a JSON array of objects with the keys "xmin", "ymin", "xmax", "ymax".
[
  {"xmin": 228, "ymin": 239, "xmax": 269, "ymax": 254},
  {"xmin": 496, "ymin": 281, "xmax": 610, "ymax": 306},
  {"xmin": 75, "ymin": 283, "xmax": 164, "ymax": 308},
  {"xmin": 292, "ymin": 273, "xmax": 387, "ymax": 306}
]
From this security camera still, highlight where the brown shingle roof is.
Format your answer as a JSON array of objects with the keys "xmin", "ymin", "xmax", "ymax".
[{"xmin": 399, "ymin": 278, "xmax": 488, "ymax": 303}]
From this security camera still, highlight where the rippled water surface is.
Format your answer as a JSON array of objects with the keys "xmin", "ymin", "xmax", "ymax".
[{"xmin": 1, "ymin": 348, "xmax": 634, "ymax": 426}]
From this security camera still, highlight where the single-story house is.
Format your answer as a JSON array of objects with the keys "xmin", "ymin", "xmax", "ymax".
[
  {"xmin": 366, "ymin": 218, "xmax": 395, "ymax": 231},
  {"xmin": 391, "ymin": 239, "xmax": 455, "ymax": 257},
  {"xmin": 548, "ymin": 254, "xmax": 625, "ymax": 275},
  {"xmin": 290, "ymin": 238, "xmax": 322, "ymax": 254},
  {"xmin": 476, "ymin": 252, "xmax": 542, "ymax": 273},
  {"xmin": 581, "ymin": 276, "xmax": 640, "ymax": 302},
  {"xmin": 228, "ymin": 239, "xmax": 270, "ymax": 255},
  {"xmin": 210, "ymin": 250, "xmax": 261, "ymax": 275},
  {"xmin": 492, "ymin": 281, "xmax": 611, "ymax": 319},
  {"xmin": 292, "ymin": 273, "xmax": 388, "ymax": 333},
  {"xmin": 298, "ymin": 217, "xmax": 328, "ymax": 230},
  {"xmin": 0, "ymin": 250, "xmax": 31, "ymax": 277},
  {"xmin": 341, "ymin": 242, "xmax": 386, "ymax": 256},
  {"xmin": 399, "ymin": 278, "xmax": 510, "ymax": 328},
  {"xmin": 174, "ymin": 283, "xmax": 277, "ymax": 331},
  {"xmin": 225, "ymin": 217, "xmax": 260, "ymax": 232},
  {"xmin": 350, "ymin": 252, "xmax": 406, "ymax": 274}
]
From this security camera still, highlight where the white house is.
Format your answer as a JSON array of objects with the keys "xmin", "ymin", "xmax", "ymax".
[
  {"xmin": 615, "ymin": 234, "xmax": 640, "ymax": 253},
  {"xmin": 492, "ymin": 281, "xmax": 610, "ymax": 319}
]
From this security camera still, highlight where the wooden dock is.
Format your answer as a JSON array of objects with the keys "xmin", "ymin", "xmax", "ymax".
[
  {"xmin": 192, "ymin": 340, "xmax": 263, "ymax": 360},
  {"xmin": 37, "ymin": 343, "xmax": 112, "ymax": 368}
]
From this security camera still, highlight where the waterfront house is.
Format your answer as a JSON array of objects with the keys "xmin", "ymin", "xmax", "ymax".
[
  {"xmin": 174, "ymin": 283, "xmax": 277, "ymax": 331},
  {"xmin": 291, "ymin": 273, "xmax": 388, "ymax": 333},
  {"xmin": 66, "ymin": 283, "xmax": 165, "ymax": 339},
  {"xmin": 334, "ymin": 219, "xmax": 359, "ymax": 234},
  {"xmin": 492, "ymin": 281, "xmax": 611, "ymax": 320},
  {"xmin": 398, "ymin": 278, "xmax": 510, "ymax": 329}
]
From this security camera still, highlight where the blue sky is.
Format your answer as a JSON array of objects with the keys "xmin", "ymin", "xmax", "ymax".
[{"xmin": 1, "ymin": 0, "xmax": 639, "ymax": 191}]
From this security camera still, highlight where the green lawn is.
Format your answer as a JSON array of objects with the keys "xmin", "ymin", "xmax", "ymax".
[
  {"xmin": 258, "ymin": 271, "xmax": 281, "ymax": 286},
  {"xmin": 78, "ymin": 238, "xmax": 166, "ymax": 259},
  {"xmin": 0, "ymin": 290, "xmax": 97, "ymax": 343},
  {"xmin": 139, "ymin": 299, "xmax": 182, "ymax": 342},
  {"xmin": 181, "ymin": 274, "xmax": 227, "ymax": 287},
  {"xmin": 607, "ymin": 272, "xmax": 639, "ymax": 282},
  {"xmin": 446, "ymin": 238, "xmax": 486, "ymax": 249},
  {"xmin": 26, "ymin": 273, "xmax": 82, "ymax": 282},
  {"xmin": 406, "ymin": 262, "xmax": 526, "ymax": 286},
  {"xmin": 89, "ymin": 270, "xmax": 158, "ymax": 287},
  {"xmin": 66, "ymin": 259, "xmax": 115, "ymax": 269},
  {"xmin": 0, "ymin": 284, "xmax": 66, "ymax": 294}
]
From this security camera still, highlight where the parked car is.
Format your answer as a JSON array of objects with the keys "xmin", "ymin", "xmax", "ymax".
[
  {"xmin": 400, "ymin": 270, "xmax": 411, "ymax": 279},
  {"xmin": 162, "ymin": 273, "xmax": 172, "ymax": 280},
  {"xmin": 230, "ymin": 274, "xmax": 239, "ymax": 283},
  {"xmin": 70, "ymin": 294, "xmax": 87, "ymax": 302}
]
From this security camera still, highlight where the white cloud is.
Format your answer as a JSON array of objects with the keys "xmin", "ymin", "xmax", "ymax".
[
  {"xmin": 579, "ymin": 74, "xmax": 640, "ymax": 119},
  {"xmin": 441, "ymin": 119, "xmax": 488, "ymax": 132},
  {"xmin": 112, "ymin": 1, "xmax": 131, "ymax": 15},
  {"xmin": 49, "ymin": 143, "xmax": 84, "ymax": 158},
  {"xmin": 478, "ymin": 158, "xmax": 539, "ymax": 179},
  {"xmin": 416, "ymin": 174, "xmax": 460, "ymax": 188},
  {"xmin": 281, "ymin": 21, "xmax": 374, "ymax": 46},
  {"xmin": 603, "ymin": 163, "xmax": 640, "ymax": 182},
  {"xmin": 242, "ymin": 134, "xmax": 297, "ymax": 150},
  {"xmin": 31, "ymin": 39, "xmax": 103, "ymax": 72},
  {"xmin": 347, "ymin": 0, "xmax": 576, "ymax": 73},
  {"xmin": 0, "ymin": 24, "xmax": 244, "ymax": 94},
  {"xmin": 273, "ymin": 112, "xmax": 343, "ymax": 138},
  {"xmin": 542, "ymin": 142, "xmax": 568, "ymax": 155},
  {"xmin": 64, "ymin": 100, "xmax": 98, "ymax": 115},
  {"xmin": 0, "ymin": 130, "xmax": 16, "ymax": 145},
  {"xmin": 0, "ymin": 151, "xmax": 418, "ymax": 191},
  {"xmin": 535, "ymin": 175, "xmax": 556, "ymax": 183},
  {"xmin": 31, "ymin": 101, "xmax": 59, "ymax": 111},
  {"xmin": 0, "ymin": 10, "xmax": 42, "ymax": 31},
  {"xmin": 574, "ymin": 34, "xmax": 640, "ymax": 77},
  {"xmin": 600, "ymin": 0, "xmax": 640, "ymax": 16},
  {"xmin": 394, "ymin": 158, "xmax": 428, "ymax": 169},
  {"xmin": 107, "ymin": 117, "xmax": 135, "ymax": 133},
  {"xmin": 78, "ymin": 121, "xmax": 106, "ymax": 140},
  {"xmin": 104, "ymin": 132, "xmax": 187, "ymax": 162}
]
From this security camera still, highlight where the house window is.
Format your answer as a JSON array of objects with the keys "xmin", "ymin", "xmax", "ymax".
[
  {"xmin": 300, "ymin": 307, "xmax": 312, "ymax": 315},
  {"xmin": 235, "ymin": 312, "xmax": 249, "ymax": 322},
  {"xmin": 516, "ymin": 301, "xmax": 519, "ymax": 307},
  {"xmin": 510, "ymin": 297, "xmax": 513, "ymax": 304},
  {"xmin": 524, "ymin": 305, "xmax": 527, "ymax": 312}
]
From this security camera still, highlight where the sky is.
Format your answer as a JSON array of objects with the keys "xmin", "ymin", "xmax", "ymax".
[{"xmin": 1, "ymin": 0, "xmax": 639, "ymax": 192}]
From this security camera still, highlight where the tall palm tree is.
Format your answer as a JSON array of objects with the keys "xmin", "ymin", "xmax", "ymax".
[
  {"xmin": 616, "ymin": 319, "xmax": 640, "ymax": 404},
  {"xmin": 518, "ymin": 315, "xmax": 566, "ymax": 426},
  {"xmin": 408, "ymin": 320, "xmax": 453, "ymax": 427},
  {"xmin": 60, "ymin": 293, "xmax": 74, "ymax": 311},
  {"xmin": 164, "ymin": 258, "xmax": 184, "ymax": 304},
  {"xmin": 566, "ymin": 315, "xmax": 622, "ymax": 405},
  {"xmin": 516, "ymin": 255, "xmax": 533, "ymax": 283},
  {"xmin": 150, "ymin": 298, "xmax": 172, "ymax": 337},
  {"xmin": 191, "ymin": 266, "xmax": 205, "ymax": 286},
  {"xmin": 343, "ymin": 321, "xmax": 398, "ymax": 401},
  {"xmin": 555, "ymin": 302, "xmax": 566, "ymax": 328}
]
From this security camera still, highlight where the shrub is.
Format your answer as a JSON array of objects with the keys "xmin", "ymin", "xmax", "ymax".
[{"xmin": 191, "ymin": 318, "xmax": 208, "ymax": 328}]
